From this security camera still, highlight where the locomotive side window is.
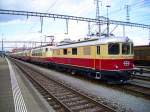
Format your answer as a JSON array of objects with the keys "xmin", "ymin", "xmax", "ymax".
[
  {"xmin": 83, "ymin": 46, "xmax": 91, "ymax": 55},
  {"xmin": 122, "ymin": 43, "xmax": 130, "ymax": 54},
  {"xmin": 32, "ymin": 50, "xmax": 35, "ymax": 56},
  {"xmin": 108, "ymin": 43, "xmax": 120, "ymax": 55},
  {"xmin": 72, "ymin": 48, "xmax": 77, "ymax": 55},
  {"xmin": 97, "ymin": 46, "xmax": 100, "ymax": 55},
  {"xmin": 63, "ymin": 49, "xmax": 67, "ymax": 55},
  {"xmin": 131, "ymin": 43, "xmax": 133, "ymax": 54}
]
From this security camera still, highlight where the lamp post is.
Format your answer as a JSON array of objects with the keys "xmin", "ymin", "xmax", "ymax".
[{"xmin": 1, "ymin": 34, "xmax": 4, "ymax": 51}]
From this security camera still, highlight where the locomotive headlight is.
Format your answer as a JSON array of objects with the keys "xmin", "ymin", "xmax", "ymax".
[
  {"xmin": 132, "ymin": 64, "xmax": 135, "ymax": 68},
  {"xmin": 115, "ymin": 65, "xmax": 118, "ymax": 69}
]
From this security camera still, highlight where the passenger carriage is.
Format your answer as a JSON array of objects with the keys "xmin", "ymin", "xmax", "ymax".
[
  {"xmin": 134, "ymin": 45, "xmax": 150, "ymax": 66},
  {"xmin": 30, "ymin": 45, "xmax": 54, "ymax": 65},
  {"xmin": 11, "ymin": 49, "xmax": 31, "ymax": 61}
]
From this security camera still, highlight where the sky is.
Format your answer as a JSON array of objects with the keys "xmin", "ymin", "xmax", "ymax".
[{"xmin": 0, "ymin": 0, "xmax": 150, "ymax": 50}]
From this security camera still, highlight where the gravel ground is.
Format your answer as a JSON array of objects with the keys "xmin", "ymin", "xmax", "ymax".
[{"xmin": 18, "ymin": 60, "xmax": 150, "ymax": 112}]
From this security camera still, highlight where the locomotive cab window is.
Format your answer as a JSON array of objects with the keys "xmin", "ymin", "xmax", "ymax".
[
  {"xmin": 72, "ymin": 48, "xmax": 77, "ymax": 55},
  {"xmin": 97, "ymin": 46, "xmax": 100, "ymax": 55},
  {"xmin": 122, "ymin": 43, "xmax": 130, "ymax": 55},
  {"xmin": 63, "ymin": 49, "xmax": 67, "ymax": 55},
  {"xmin": 108, "ymin": 43, "xmax": 120, "ymax": 55}
]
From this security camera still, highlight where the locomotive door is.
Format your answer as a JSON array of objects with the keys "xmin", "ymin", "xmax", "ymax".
[
  {"xmin": 93, "ymin": 45, "xmax": 101, "ymax": 79},
  {"xmin": 95, "ymin": 45, "xmax": 101, "ymax": 70},
  {"xmin": 44, "ymin": 47, "xmax": 49, "ymax": 61}
]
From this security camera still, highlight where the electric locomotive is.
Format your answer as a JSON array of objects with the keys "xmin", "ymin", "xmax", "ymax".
[{"xmin": 52, "ymin": 36, "xmax": 134, "ymax": 83}]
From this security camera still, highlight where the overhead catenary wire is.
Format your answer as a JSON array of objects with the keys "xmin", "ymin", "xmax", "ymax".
[
  {"xmin": 26, "ymin": 0, "xmax": 59, "ymax": 34},
  {"xmin": 101, "ymin": 0, "xmax": 150, "ymax": 25},
  {"xmin": 24, "ymin": 0, "xmax": 60, "ymax": 47},
  {"xmin": 104, "ymin": 0, "xmax": 150, "ymax": 16}
]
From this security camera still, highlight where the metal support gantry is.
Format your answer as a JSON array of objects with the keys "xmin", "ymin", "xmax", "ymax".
[
  {"xmin": 0, "ymin": 9, "xmax": 150, "ymax": 29},
  {"xmin": 0, "ymin": 41, "xmax": 50, "ymax": 44},
  {"xmin": 0, "ymin": 41, "xmax": 52, "ymax": 50}
]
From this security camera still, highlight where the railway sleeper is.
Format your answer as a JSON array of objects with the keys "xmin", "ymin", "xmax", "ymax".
[
  {"xmin": 49, "ymin": 85, "xmax": 64, "ymax": 89},
  {"xmin": 82, "ymin": 106, "xmax": 107, "ymax": 112},
  {"xmin": 57, "ymin": 95, "xmax": 81, "ymax": 101},
  {"xmin": 60, "ymin": 97, "xmax": 83, "ymax": 103},
  {"xmin": 62, "ymin": 98, "xmax": 86, "ymax": 104},
  {"xmin": 49, "ymin": 89, "xmax": 69, "ymax": 94},
  {"xmin": 71, "ymin": 103, "xmax": 96, "ymax": 111},
  {"xmin": 47, "ymin": 87, "xmax": 64, "ymax": 91},
  {"xmin": 43, "ymin": 94, "xmax": 51, "ymax": 98},
  {"xmin": 45, "ymin": 98, "xmax": 64, "ymax": 110},
  {"xmin": 46, "ymin": 86, "xmax": 64, "ymax": 90},
  {"xmin": 52, "ymin": 104, "xmax": 62, "ymax": 110},
  {"xmin": 55, "ymin": 108, "xmax": 66, "ymax": 112},
  {"xmin": 65, "ymin": 100, "xmax": 89, "ymax": 107},
  {"xmin": 47, "ymin": 98, "xmax": 57, "ymax": 103},
  {"xmin": 56, "ymin": 94, "xmax": 77, "ymax": 100},
  {"xmin": 54, "ymin": 93, "xmax": 76, "ymax": 98},
  {"xmin": 50, "ymin": 90, "xmax": 71, "ymax": 95}
]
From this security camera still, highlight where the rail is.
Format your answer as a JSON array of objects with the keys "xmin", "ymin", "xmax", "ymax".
[{"xmin": 12, "ymin": 58, "xmax": 116, "ymax": 112}]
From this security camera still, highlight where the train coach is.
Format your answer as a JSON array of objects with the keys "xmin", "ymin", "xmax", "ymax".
[
  {"xmin": 30, "ymin": 45, "xmax": 54, "ymax": 65},
  {"xmin": 134, "ymin": 45, "xmax": 150, "ymax": 66},
  {"xmin": 11, "ymin": 49, "xmax": 31, "ymax": 61},
  {"xmin": 10, "ymin": 36, "xmax": 135, "ymax": 83}
]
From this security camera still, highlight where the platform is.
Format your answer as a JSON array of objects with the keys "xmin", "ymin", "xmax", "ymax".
[
  {"xmin": 0, "ymin": 57, "xmax": 55, "ymax": 112},
  {"xmin": 0, "ymin": 57, "xmax": 15, "ymax": 112}
]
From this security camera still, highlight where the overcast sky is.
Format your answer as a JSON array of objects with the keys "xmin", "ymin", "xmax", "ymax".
[{"xmin": 0, "ymin": 0, "xmax": 150, "ymax": 50}]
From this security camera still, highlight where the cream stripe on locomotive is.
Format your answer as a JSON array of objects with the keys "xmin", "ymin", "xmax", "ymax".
[{"xmin": 53, "ymin": 44, "xmax": 134, "ymax": 59}]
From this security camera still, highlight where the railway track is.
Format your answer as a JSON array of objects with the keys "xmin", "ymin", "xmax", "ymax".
[
  {"xmin": 122, "ymin": 83, "xmax": 150, "ymax": 99},
  {"xmin": 136, "ymin": 66, "xmax": 150, "ymax": 69},
  {"xmin": 135, "ymin": 66, "xmax": 150, "ymax": 73},
  {"xmin": 12, "ymin": 59, "xmax": 116, "ymax": 112},
  {"xmin": 133, "ymin": 74, "xmax": 150, "ymax": 82}
]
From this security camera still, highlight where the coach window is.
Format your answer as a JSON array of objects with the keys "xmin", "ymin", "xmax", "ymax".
[
  {"xmin": 56, "ymin": 50, "xmax": 60, "ymax": 55},
  {"xmin": 97, "ymin": 46, "xmax": 100, "ymax": 55},
  {"xmin": 108, "ymin": 43, "xmax": 120, "ymax": 55},
  {"xmin": 122, "ymin": 43, "xmax": 130, "ymax": 55},
  {"xmin": 131, "ymin": 43, "xmax": 133, "ymax": 54},
  {"xmin": 63, "ymin": 49, "xmax": 67, "ymax": 55},
  {"xmin": 45, "ymin": 48, "xmax": 48, "ymax": 52},
  {"xmin": 72, "ymin": 48, "xmax": 77, "ymax": 55}
]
